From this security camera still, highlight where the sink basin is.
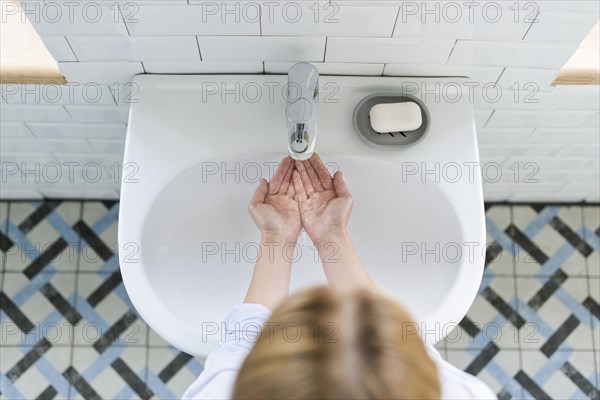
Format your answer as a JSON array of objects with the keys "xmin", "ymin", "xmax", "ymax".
[{"xmin": 119, "ymin": 75, "xmax": 485, "ymax": 357}]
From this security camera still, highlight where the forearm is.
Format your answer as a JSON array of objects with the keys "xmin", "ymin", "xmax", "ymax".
[
  {"xmin": 244, "ymin": 233, "xmax": 296, "ymax": 309},
  {"xmin": 315, "ymin": 230, "xmax": 378, "ymax": 292}
]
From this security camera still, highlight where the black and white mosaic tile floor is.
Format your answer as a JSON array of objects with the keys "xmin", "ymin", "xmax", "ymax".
[{"xmin": 0, "ymin": 201, "xmax": 599, "ymax": 400}]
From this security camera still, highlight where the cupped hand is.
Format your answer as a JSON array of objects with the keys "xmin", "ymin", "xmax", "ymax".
[
  {"xmin": 293, "ymin": 153, "xmax": 353, "ymax": 243},
  {"xmin": 248, "ymin": 157, "xmax": 301, "ymax": 241}
]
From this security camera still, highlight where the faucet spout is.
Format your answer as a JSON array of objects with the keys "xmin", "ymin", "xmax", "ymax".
[
  {"xmin": 295, "ymin": 123, "xmax": 305, "ymax": 143},
  {"xmin": 286, "ymin": 63, "xmax": 318, "ymax": 160}
]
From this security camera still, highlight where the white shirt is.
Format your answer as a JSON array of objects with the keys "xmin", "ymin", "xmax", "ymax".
[{"xmin": 183, "ymin": 303, "xmax": 498, "ymax": 400}]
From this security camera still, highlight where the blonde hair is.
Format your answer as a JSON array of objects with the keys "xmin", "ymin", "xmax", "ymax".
[{"xmin": 233, "ymin": 286, "xmax": 441, "ymax": 400}]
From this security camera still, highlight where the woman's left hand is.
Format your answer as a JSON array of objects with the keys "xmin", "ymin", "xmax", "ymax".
[{"xmin": 248, "ymin": 157, "xmax": 301, "ymax": 241}]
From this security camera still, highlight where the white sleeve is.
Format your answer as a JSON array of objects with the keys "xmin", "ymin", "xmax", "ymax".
[
  {"xmin": 183, "ymin": 303, "xmax": 272, "ymax": 400},
  {"xmin": 424, "ymin": 343, "xmax": 498, "ymax": 400}
]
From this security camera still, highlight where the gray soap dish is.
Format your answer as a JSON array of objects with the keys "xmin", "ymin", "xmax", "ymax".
[{"xmin": 353, "ymin": 93, "xmax": 430, "ymax": 148}]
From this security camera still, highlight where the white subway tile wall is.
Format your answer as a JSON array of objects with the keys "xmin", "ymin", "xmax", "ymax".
[
  {"xmin": 496, "ymin": 68, "xmax": 561, "ymax": 90},
  {"xmin": 142, "ymin": 61, "xmax": 264, "ymax": 74},
  {"xmin": 26, "ymin": 123, "xmax": 127, "ymax": 138},
  {"xmin": 477, "ymin": 128, "xmax": 534, "ymax": 143},
  {"xmin": 447, "ymin": 41, "xmax": 577, "ymax": 68},
  {"xmin": 523, "ymin": 11, "xmax": 600, "ymax": 42},
  {"xmin": 125, "ymin": 4, "xmax": 260, "ymax": 36},
  {"xmin": 0, "ymin": 122, "xmax": 35, "ymax": 138},
  {"xmin": 196, "ymin": 36, "xmax": 326, "ymax": 61},
  {"xmin": 391, "ymin": 2, "xmax": 530, "ymax": 40},
  {"xmin": 262, "ymin": 2, "xmax": 399, "ymax": 37},
  {"xmin": 63, "ymin": 105, "xmax": 130, "ymax": 124},
  {"xmin": 1, "ymin": 0, "xmax": 598, "ymax": 201},
  {"xmin": 66, "ymin": 36, "xmax": 202, "ymax": 62},
  {"xmin": 265, "ymin": 61, "xmax": 385, "ymax": 75},
  {"xmin": 326, "ymin": 37, "xmax": 456, "ymax": 63},
  {"xmin": 38, "ymin": 37, "xmax": 78, "ymax": 62},
  {"xmin": 1, "ymin": 84, "xmax": 117, "ymax": 105},
  {"xmin": 21, "ymin": 4, "xmax": 129, "ymax": 36},
  {"xmin": 383, "ymin": 64, "xmax": 504, "ymax": 83},
  {"xmin": 0, "ymin": 105, "xmax": 72, "ymax": 122}
]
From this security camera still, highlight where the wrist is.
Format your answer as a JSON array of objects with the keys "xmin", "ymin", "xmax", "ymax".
[
  {"xmin": 260, "ymin": 231, "xmax": 298, "ymax": 245},
  {"xmin": 259, "ymin": 232, "xmax": 298, "ymax": 263},
  {"xmin": 313, "ymin": 228, "xmax": 349, "ymax": 249}
]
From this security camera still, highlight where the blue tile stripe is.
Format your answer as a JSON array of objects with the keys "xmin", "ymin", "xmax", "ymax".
[
  {"xmin": 485, "ymin": 216, "xmax": 517, "ymax": 257},
  {"xmin": 553, "ymin": 287, "xmax": 594, "ymax": 329},
  {"xmin": 145, "ymin": 371, "xmax": 177, "ymax": 399},
  {"xmin": 468, "ymin": 356, "xmax": 523, "ymax": 399},
  {"xmin": 582, "ymin": 226, "xmax": 600, "ymax": 251},
  {"xmin": 516, "ymin": 298, "xmax": 558, "ymax": 340},
  {"xmin": 466, "ymin": 304, "xmax": 517, "ymax": 350},
  {"xmin": 92, "ymin": 203, "xmax": 119, "ymax": 235},
  {"xmin": 0, "ymin": 375, "xmax": 24, "ymax": 399},
  {"xmin": 5, "ymin": 221, "xmax": 43, "ymax": 263},
  {"xmin": 9, "ymin": 270, "xmax": 56, "ymax": 307},
  {"xmin": 523, "ymin": 206, "xmax": 561, "ymax": 238},
  {"xmin": 45, "ymin": 211, "xmax": 81, "ymax": 248},
  {"xmin": 537, "ymin": 241, "xmax": 577, "ymax": 277}
]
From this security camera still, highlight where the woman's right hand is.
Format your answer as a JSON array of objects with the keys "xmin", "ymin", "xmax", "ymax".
[
  {"xmin": 293, "ymin": 154, "xmax": 353, "ymax": 244},
  {"xmin": 248, "ymin": 156, "xmax": 301, "ymax": 242}
]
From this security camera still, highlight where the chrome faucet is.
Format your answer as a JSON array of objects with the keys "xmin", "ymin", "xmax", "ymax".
[{"xmin": 286, "ymin": 63, "xmax": 319, "ymax": 160}]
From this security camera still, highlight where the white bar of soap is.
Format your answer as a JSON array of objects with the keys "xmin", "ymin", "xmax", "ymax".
[{"xmin": 369, "ymin": 102, "xmax": 422, "ymax": 133}]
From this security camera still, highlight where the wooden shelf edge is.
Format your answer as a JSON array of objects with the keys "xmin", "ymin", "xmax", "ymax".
[
  {"xmin": 553, "ymin": 70, "xmax": 600, "ymax": 86},
  {"xmin": 0, "ymin": 71, "xmax": 67, "ymax": 85}
]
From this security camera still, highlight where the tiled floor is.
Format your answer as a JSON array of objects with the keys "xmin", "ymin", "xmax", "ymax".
[{"xmin": 0, "ymin": 201, "xmax": 598, "ymax": 400}]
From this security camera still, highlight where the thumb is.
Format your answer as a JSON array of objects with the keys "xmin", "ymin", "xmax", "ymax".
[
  {"xmin": 249, "ymin": 178, "xmax": 268, "ymax": 209},
  {"xmin": 333, "ymin": 171, "xmax": 351, "ymax": 198}
]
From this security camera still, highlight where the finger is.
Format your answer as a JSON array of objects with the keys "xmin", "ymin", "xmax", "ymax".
[
  {"xmin": 309, "ymin": 153, "xmax": 333, "ymax": 190},
  {"xmin": 268, "ymin": 157, "xmax": 292, "ymax": 195},
  {"xmin": 295, "ymin": 160, "xmax": 315, "ymax": 196},
  {"xmin": 293, "ymin": 170, "xmax": 308, "ymax": 202},
  {"xmin": 250, "ymin": 178, "xmax": 268, "ymax": 209},
  {"xmin": 278, "ymin": 158, "xmax": 294, "ymax": 195},
  {"xmin": 304, "ymin": 158, "xmax": 324, "ymax": 192},
  {"xmin": 333, "ymin": 171, "xmax": 351, "ymax": 199},
  {"xmin": 286, "ymin": 177, "xmax": 296, "ymax": 199}
]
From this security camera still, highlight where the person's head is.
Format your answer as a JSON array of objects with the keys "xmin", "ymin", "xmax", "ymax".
[{"xmin": 233, "ymin": 286, "xmax": 440, "ymax": 400}]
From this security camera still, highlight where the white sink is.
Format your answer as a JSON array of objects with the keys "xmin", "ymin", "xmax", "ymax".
[{"xmin": 119, "ymin": 75, "xmax": 485, "ymax": 357}]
